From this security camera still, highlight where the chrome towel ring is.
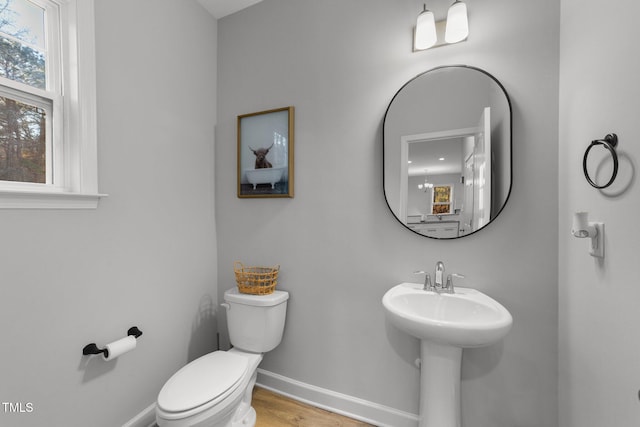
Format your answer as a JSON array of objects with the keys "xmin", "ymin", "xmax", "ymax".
[{"xmin": 583, "ymin": 133, "xmax": 618, "ymax": 189}]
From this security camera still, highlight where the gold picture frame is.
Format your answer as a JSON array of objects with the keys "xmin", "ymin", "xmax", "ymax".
[{"xmin": 237, "ymin": 106, "xmax": 294, "ymax": 198}]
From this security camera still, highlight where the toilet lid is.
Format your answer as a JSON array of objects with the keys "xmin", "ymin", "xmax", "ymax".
[{"xmin": 157, "ymin": 351, "xmax": 248, "ymax": 413}]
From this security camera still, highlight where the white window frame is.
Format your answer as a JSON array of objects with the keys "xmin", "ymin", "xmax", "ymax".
[{"xmin": 0, "ymin": 0, "xmax": 105, "ymax": 209}]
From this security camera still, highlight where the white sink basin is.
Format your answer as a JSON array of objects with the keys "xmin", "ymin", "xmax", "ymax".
[{"xmin": 382, "ymin": 282, "xmax": 513, "ymax": 348}]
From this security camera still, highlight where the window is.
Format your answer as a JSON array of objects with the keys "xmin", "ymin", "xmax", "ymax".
[
  {"xmin": 431, "ymin": 185, "xmax": 453, "ymax": 215},
  {"xmin": 0, "ymin": 0, "xmax": 102, "ymax": 208}
]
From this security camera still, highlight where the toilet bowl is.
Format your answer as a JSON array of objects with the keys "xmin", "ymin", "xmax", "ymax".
[{"xmin": 156, "ymin": 288, "xmax": 289, "ymax": 427}]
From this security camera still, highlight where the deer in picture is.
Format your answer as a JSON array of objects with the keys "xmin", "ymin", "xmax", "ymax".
[{"xmin": 249, "ymin": 143, "xmax": 274, "ymax": 169}]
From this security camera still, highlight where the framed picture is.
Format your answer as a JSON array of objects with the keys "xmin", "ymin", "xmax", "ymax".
[{"xmin": 237, "ymin": 106, "xmax": 294, "ymax": 198}]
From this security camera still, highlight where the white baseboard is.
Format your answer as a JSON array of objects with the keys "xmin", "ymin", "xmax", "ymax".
[
  {"xmin": 122, "ymin": 402, "xmax": 156, "ymax": 427},
  {"xmin": 124, "ymin": 371, "xmax": 419, "ymax": 427},
  {"xmin": 256, "ymin": 369, "xmax": 419, "ymax": 427}
]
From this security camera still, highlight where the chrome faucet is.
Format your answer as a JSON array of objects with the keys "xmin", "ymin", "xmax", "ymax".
[
  {"xmin": 415, "ymin": 262, "xmax": 463, "ymax": 294},
  {"xmin": 435, "ymin": 262, "xmax": 465, "ymax": 294},
  {"xmin": 434, "ymin": 261, "xmax": 445, "ymax": 289}
]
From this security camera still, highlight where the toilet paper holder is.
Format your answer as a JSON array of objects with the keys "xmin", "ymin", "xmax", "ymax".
[{"xmin": 82, "ymin": 326, "xmax": 143, "ymax": 357}]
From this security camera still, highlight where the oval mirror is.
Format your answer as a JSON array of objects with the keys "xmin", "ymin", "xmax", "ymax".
[{"xmin": 383, "ymin": 65, "xmax": 512, "ymax": 239}]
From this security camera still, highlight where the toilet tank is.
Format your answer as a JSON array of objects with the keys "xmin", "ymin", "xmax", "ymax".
[{"xmin": 223, "ymin": 288, "xmax": 289, "ymax": 353}]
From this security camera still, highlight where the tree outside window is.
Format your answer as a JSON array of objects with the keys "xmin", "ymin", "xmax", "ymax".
[{"xmin": 0, "ymin": 0, "xmax": 47, "ymax": 184}]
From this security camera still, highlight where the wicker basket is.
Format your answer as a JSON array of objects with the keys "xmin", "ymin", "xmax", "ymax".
[{"xmin": 234, "ymin": 261, "xmax": 279, "ymax": 295}]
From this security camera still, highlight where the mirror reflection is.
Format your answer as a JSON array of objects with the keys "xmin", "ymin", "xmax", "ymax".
[{"xmin": 384, "ymin": 66, "xmax": 512, "ymax": 239}]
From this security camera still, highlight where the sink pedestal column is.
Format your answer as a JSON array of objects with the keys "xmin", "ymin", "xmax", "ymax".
[{"xmin": 419, "ymin": 340, "xmax": 462, "ymax": 427}]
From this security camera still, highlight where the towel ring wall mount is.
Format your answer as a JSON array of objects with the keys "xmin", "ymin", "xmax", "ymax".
[{"xmin": 583, "ymin": 133, "xmax": 618, "ymax": 189}]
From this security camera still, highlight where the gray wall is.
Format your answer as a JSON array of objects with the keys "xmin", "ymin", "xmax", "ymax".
[
  {"xmin": 0, "ymin": 1, "xmax": 218, "ymax": 426},
  {"xmin": 559, "ymin": 1, "xmax": 640, "ymax": 426},
  {"xmin": 217, "ymin": 0, "xmax": 559, "ymax": 425}
]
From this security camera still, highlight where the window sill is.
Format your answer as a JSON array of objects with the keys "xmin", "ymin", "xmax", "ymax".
[{"xmin": 0, "ymin": 190, "xmax": 108, "ymax": 209}]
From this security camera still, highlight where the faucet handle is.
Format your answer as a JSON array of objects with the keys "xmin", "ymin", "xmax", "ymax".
[
  {"xmin": 413, "ymin": 270, "xmax": 433, "ymax": 291},
  {"xmin": 424, "ymin": 274, "xmax": 432, "ymax": 291},
  {"xmin": 444, "ymin": 273, "xmax": 465, "ymax": 294}
]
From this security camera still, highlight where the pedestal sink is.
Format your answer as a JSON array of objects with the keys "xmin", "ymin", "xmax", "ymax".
[{"xmin": 382, "ymin": 282, "xmax": 513, "ymax": 427}]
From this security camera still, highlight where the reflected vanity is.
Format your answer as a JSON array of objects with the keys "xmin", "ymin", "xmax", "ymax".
[{"xmin": 383, "ymin": 66, "xmax": 512, "ymax": 239}]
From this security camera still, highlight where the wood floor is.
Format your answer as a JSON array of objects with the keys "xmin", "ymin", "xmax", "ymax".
[{"xmin": 252, "ymin": 387, "xmax": 373, "ymax": 427}]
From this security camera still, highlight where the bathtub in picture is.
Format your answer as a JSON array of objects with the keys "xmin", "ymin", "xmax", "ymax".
[{"xmin": 245, "ymin": 166, "xmax": 286, "ymax": 189}]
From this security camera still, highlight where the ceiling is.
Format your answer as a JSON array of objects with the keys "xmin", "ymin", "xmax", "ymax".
[
  {"xmin": 408, "ymin": 137, "xmax": 464, "ymax": 177},
  {"xmin": 196, "ymin": 0, "xmax": 263, "ymax": 19}
]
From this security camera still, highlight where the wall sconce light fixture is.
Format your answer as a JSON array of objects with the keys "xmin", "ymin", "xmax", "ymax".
[
  {"xmin": 445, "ymin": 1, "xmax": 469, "ymax": 43},
  {"xmin": 414, "ymin": 4, "xmax": 437, "ymax": 50},
  {"xmin": 414, "ymin": 1, "xmax": 469, "ymax": 51}
]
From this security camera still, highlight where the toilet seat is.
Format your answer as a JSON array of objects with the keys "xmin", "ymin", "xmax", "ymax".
[{"xmin": 158, "ymin": 351, "xmax": 249, "ymax": 414}]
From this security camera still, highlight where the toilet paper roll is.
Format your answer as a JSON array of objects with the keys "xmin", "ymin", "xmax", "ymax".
[{"xmin": 103, "ymin": 335, "xmax": 137, "ymax": 361}]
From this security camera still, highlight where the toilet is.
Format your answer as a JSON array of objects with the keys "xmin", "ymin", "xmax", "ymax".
[{"xmin": 156, "ymin": 288, "xmax": 289, "ymax": 427}]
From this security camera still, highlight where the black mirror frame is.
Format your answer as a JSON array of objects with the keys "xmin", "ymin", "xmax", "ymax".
[{"xmin": 382, "ymin": 65, "xmax": 513, "ymax": 239}]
